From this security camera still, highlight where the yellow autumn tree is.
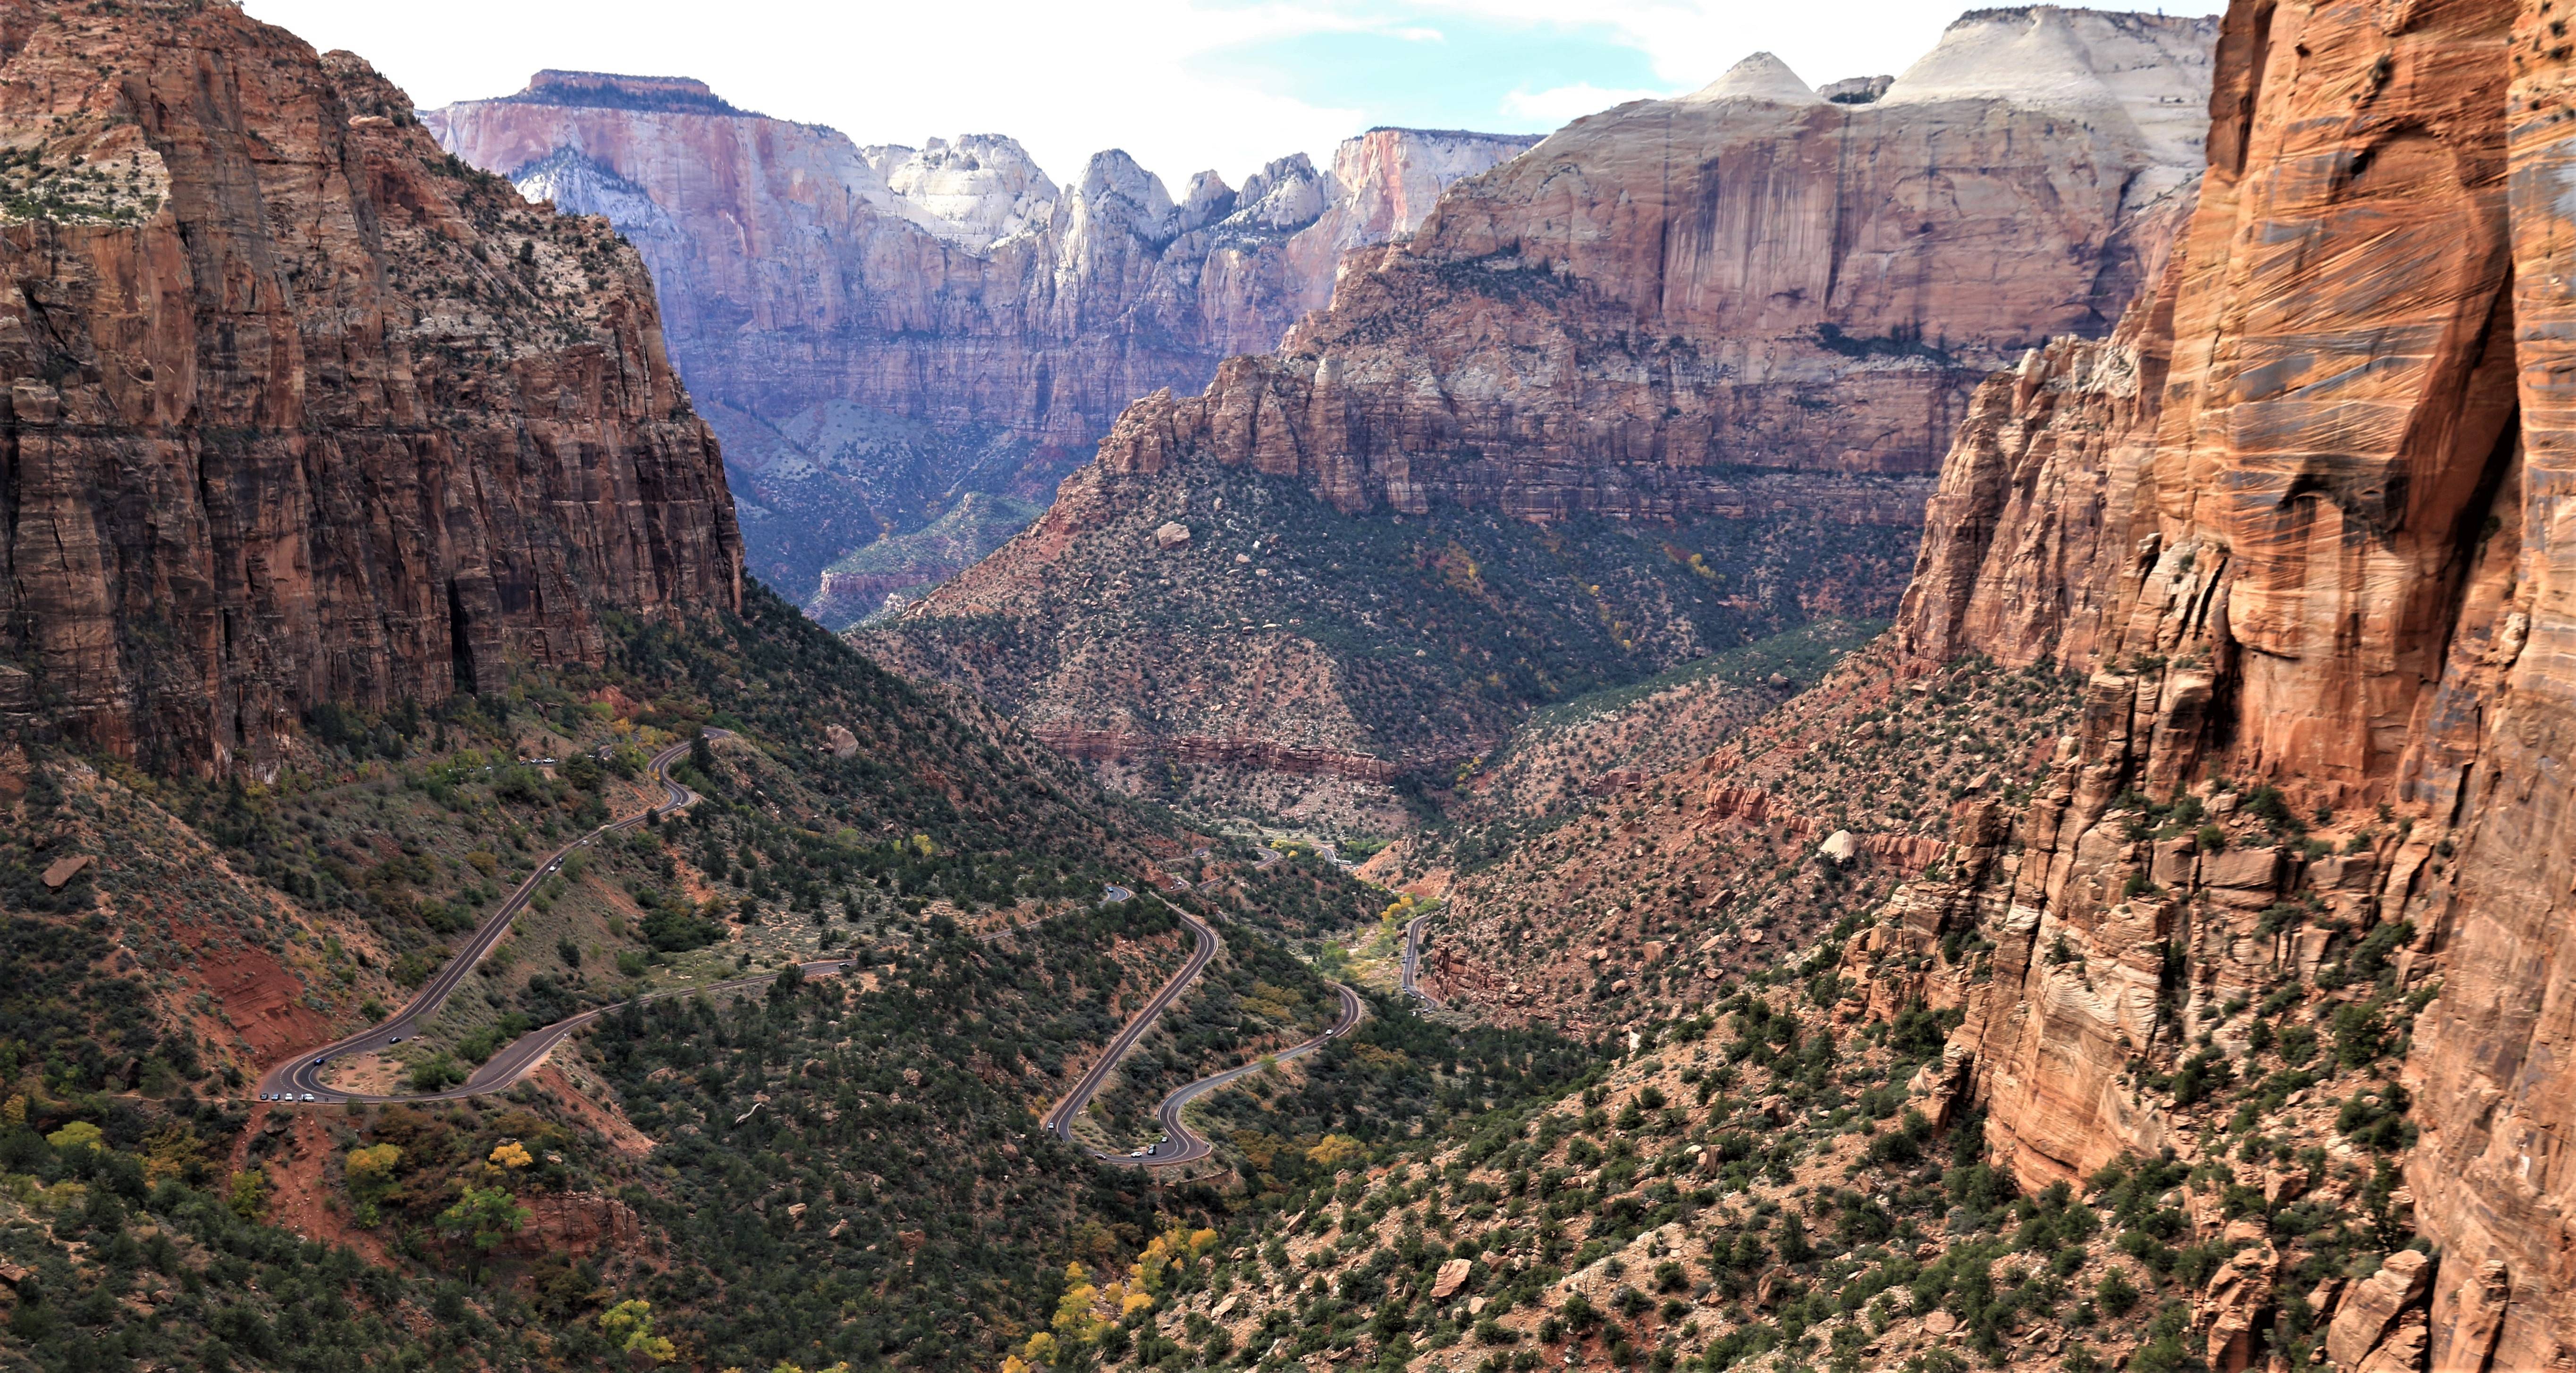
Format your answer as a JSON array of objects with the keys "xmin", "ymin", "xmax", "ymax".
[
  {"xmin": 1127, "ymin": 1223, "xmax": 1223, "ymax": 1299},
  {"xmin": 1049, "ymin": 1262, "xmax": 1106, "ymax": 1347},
  {"xmin": 142, "ymin": 1125, "xmax": 204, "ymax": 1185},
  {"xmin": 346, "ymin": 1144, "xmax": 403, "ymax": 1200},
  {"xmin": 488, "ymin": 1140, "xmax": 534, "ymax": 1169},
  {"xmin": 601, "ymin": 1299, "xmax": 677, "ymax": 1365},
  {"xmin": 227, "ymin": 1167, "xmax": 269, "ymax": 1223},
  {"xmin": 1307, "ymin": 1133, "xmax": 1365, "ymax": 1169}
]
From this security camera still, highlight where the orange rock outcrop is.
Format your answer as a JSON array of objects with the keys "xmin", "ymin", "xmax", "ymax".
[
  {"xmin": 1883, "ymin": 0, "xmax": 2576, "ymax": 1363},
  {"xmin": 0, "ymin": 0, "xmax": 740, "ymax": 776},
  {"xmin": 1081, "ymin": 12, "xmax": 2218, "ymax": 523}
]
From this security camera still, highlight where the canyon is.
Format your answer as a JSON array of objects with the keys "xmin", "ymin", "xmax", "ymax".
[
  {"xmin": 20, "ymin": 1, "xmax": 2576, "ymax": 1370},
  {"xmin": 0, "ymin": 0, "xmax": 739, "ymax": 778},
  {"xmin": 1387, "ymin": 0, "xmax": 2576, "ymax": 1365},
  {"xmin": 424, "ymin": 76, "xmax": 1536, "ymax": 605},
  {"xmin": 870, "ymin": 6, "xmax": 2223, "ymax": 825}
]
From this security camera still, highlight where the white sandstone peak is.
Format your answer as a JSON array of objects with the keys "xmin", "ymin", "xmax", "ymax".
[
  {"xmin": 1681, "ymin": 51, "xmax": 1821, "ymax": 106},
  {"xmin": 1880, "ymin": 7, "xmax": 2217, "ymax": 173},
  {"xmin": 1069, "ymin": 149, "xmax": 1178, "ymax": 242},
  {"xmin": 1226, "ymin": 153, "xmax": 1330, "ymax": 234},
  {"xmin": 873, "ymin": 133, "xmax": 1057, "ymax": 251},
  {"xmin": 1177, "ymin": 169, "xmax": 1236, "ymax": 232}
]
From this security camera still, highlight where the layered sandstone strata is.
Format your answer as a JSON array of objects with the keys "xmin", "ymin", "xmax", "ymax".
[
  {"xmin": 1874, "ymin": 0, "xmax": 2576, "ymax": 1364},
  {"xmin": 0, "ymin": 1, "xmax": 739, "ymax": 777},
  {"xmin": 875, "ymin": 8, "xmax": 2218, "ymax": 802},
  {"xmin": 1066, "ymin": 8, "xmax": 2219, "ymax": 522},
  {"xmin": 424, "ymin": 80, "xmax": 1535, "ymax": 594}
]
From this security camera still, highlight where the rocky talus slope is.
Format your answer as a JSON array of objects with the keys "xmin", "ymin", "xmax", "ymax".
[
  {"xmin": 1444, "ymin": 620, "xmax": 1884, "ymax": 830},
  {"xmin": 863, "ymin": 459, "xmax": 1920, "ymax": 832},
  {"xmin": 1408, "ymin": 644, "xmax": 2084, "ymax": 1036},
  {"xmin": 426, "ymin": 77, "xmax": 1533, "ymax": 598},
  {"xmin": 0, "ymin": 3, "xmax": 738, "ymax": 778},
  {"xmin": 875, "ymin": 7, "xmax": 2220, "ymax": 817}
]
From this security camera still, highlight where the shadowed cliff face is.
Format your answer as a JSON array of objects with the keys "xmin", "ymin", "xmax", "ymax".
[
  {"xmin": 423, "ymin": 82, "xmax": 1536, "ymax": 598},
  {"xmin": 1885, "ymin": 0, "xmax": 2576, "ymax": 1363},
  {"xmin": 0, "ymin": 0, "xmax": 740, "ymax": 778}
]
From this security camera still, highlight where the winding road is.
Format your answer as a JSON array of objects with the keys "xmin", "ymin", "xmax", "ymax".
[
  {"xmin": 261, "ymin": 740, "xmax": 1366, "ymax": 1179},
  {"xmin": 1125, "ymin": 982, "xmax": 1363, "ymax": 1165},
  {"xmin": 255, "ymin": 731, "xmax": 834, "ymax": 1105},
  {"xmin": 1400, "ymin": 908, "xmax": 1443, "ymax": 1010},
  {"xmin": 1041, "ymin": 901, "xmax": 1364, "ymax": 1167}
]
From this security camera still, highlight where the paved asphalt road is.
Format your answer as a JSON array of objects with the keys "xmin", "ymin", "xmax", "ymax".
[
  {"xmin": 1118, "ymin": 982, "xmax": 1364, "ymax": 1166},
  {"xmin": 260, "ymin": 731, "xmax": 762, "ymax": 1105},
  {"xmin": 1400, "ymin": 910, "xmax": 1444, "ymax": 1010},
  {"xmin": 1039, "ymin": 905, "xmax": 1220, "ymax": 1153},
  {"xmin": 1039, "ymin": 888, "xmax": 1368, "ymax": 1169},
  {"xmin": 262, "ymin": 750, "xmax": 1366, "ymax": 1182}
]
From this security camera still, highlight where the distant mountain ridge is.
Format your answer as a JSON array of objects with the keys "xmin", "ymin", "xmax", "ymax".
[
  {"xmin": 867, "ymin": 6, "xmax": 2221, "ymax": 825},
  {"xmin": 424, "ymin": 78, "xmax": 1537, "ymax": 600},
  {"xmin": 494, "ymin": 69, "xmax": 749, "ymax": 115}
]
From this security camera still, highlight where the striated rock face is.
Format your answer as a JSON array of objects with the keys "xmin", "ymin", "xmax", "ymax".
[
  {"xmin": 0, "ymin": 2, "xmax": 739, "ymax": 778},
  {"xmin": 1891, "ymin": 281, "xmax": 2177, "ymax": 672},
  {"xmin": 1071, "ymin": 8, "xmax": 2218, "ymax": 524},
  {"xmin": 424, "ymin": 83, "xmax": 1535, "ymax": 597},
  {"xmin": 1878, "ymin": 0, "xmax": 2576, "ymax": 1364},
  {"xmin": 874, "ymin": 8, "xmax": 2216, "ymax": 805}
]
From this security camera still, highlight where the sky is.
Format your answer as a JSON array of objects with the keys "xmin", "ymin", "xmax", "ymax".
[{"xmin": 240, "ymin": 0, "xmax": 2227, "ymax": 193}]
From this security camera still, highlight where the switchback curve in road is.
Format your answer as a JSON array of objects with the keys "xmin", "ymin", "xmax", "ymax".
[
  {"xmin": 1039, "ymin": 888, "xmax": 1366, "ymax": 1168},
  {"xmin": 259, "ymin": 731, "xmax": 754, "ymax": 1105},
  {"xmin": 1039, "ymin": 902, "xmax": 1219, "ymax": 1156},
  {"xmin": 1116, "ymin": 981, "xmax": 1364, "ymax": 1167},
  {"xmin": 261, "ymin": 736, "xmax": 1364, "ymax": 1180}
]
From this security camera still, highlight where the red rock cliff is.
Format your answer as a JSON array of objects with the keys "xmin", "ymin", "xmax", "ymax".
[
  {"xmin": 862, "ymin": 9, "xmax": 2216, "ymax": 820},
  {"xmin": 423, "ymin": 83, "xmax": 1533, "ymax": 594},
  {"xmin": 0, "ymin": 0, "xmax": 740, "ymax": 777},
  {"xmin": 1889, "ymin": 0, "xmax": 2576, "ymax": 1363},
  {"xmin": 1081, "ymin": 10, "xmax": 2218, "ymax": 523}
]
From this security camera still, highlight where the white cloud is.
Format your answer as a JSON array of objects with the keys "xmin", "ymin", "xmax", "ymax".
[
  {"xmin": 239, "ymin": 0, "xmax": 1373, "ymax": 190},
  {"xmin": 1502, "ymin": 82, "xmax": 1672, "ymax": 125},
  {"xmin": 1407, "ymin": 0, "xmax": 2221, "ymax": 90},
  {"xmin": 236, "ymin": 0, "xmax": 2225, "ymax": 193}
]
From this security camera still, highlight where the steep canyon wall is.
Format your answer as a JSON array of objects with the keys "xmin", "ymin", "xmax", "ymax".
[
  {"xmin": 0, "ymin": 1, "xmax": 740, "ymax": 777},
  {"xmin": 425, "ymin": 78, "xmax": 1535, "ymax": 597},
  {"xmin": 1881, "ymin": 0, "xmax": 2576, "ymax": 1363},
  {"xmin": 1075, "ymin": 10, "xmax": 2221, "ymax": 522},
  {"xmin": 868, "ymin": 8, "xmax": 2222, "ymax": 814}
]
